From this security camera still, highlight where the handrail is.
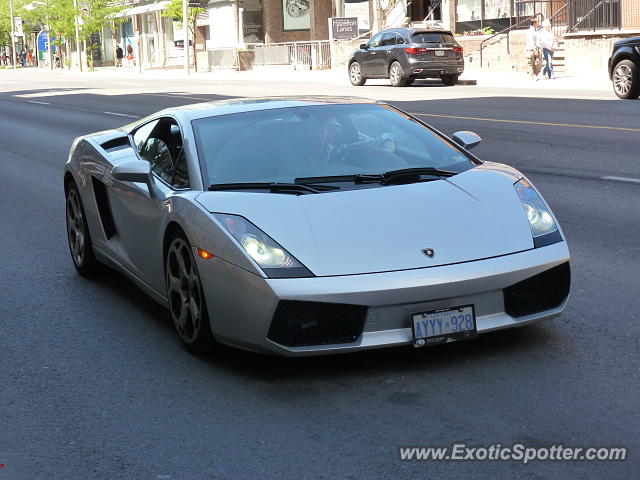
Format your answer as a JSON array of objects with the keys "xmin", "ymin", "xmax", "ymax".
[
  {"xmin": 549, "ymin": 3, "xmax": 569, "ymax": 35},
  {"xmin": 421, "ymin": 0, "xmax": 441, "ymax": 23},
  {"xmin": 480, "ymin": 12, "xmax": 543, "ymax": 68}
]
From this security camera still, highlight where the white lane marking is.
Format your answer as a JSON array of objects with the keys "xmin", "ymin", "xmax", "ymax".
[
  {"xmin": 27, "ymin": 100, "xmax": 50, "ymax": 105},
  {"xmin": 601, "ymin": 176, "xmax": 640, "ymax": 184},
  {"xmin": 103, "ymin": 111, "xmax": 138, "ymax": 119}
]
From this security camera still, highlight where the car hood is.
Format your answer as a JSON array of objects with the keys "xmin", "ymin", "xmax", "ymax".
[{"xmin": 196, "ymin": 164, "xmax": 535, "ymax": 277}]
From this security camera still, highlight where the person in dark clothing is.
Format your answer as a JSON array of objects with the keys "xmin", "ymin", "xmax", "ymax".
[{"xmin": 115, "ymin": 44, "xmax": 124, "ymax": 67}]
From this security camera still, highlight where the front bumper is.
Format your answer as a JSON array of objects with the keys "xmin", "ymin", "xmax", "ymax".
[{"xmin": 198, "ymin": 241, "xmax": 570, "ymax": 356}]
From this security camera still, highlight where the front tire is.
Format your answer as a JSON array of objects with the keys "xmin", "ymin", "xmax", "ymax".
[
  {"xmin": 166, "ymin": 233, "xmax": 215, "ymax": 354},
  {"xmin": 389, "ymin": 61, "xmax": 408, "ymax": 87},
  {"xmin": 441, "ymin": 74, "xmax": 459, "ymax": 86},
  {"xmin": 66, "ymin": 181, "xmax": 100, "ymax": 276},
  {"xmin": 349, "ymin": 61, "xmax": 366, "ymax": 86},
  {"xmin": 612, "ymin": 60, "xmax": 639, "ymax": 99}
]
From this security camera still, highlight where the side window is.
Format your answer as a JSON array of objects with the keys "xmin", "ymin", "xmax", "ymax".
[
  {"xmin": 381, "ymin": 33, "xmax": 395, "ymax": 47},
  {"xmin": 396, "ymin": 34, "xmax": 405, "ymax": 45},
  {"xmin": 132, "ymin": 120, "xmax": 159, "ymax": 152},
  {"xmin": 131, "ymin": 118, "xmax": 189, "ymax": 188},
  {"xmin": 369, "ymin": 32, "xmax": 384, "ymax": 48}
]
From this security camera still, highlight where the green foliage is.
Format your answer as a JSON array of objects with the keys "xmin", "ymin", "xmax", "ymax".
[
  {"xmin": 1, "ymin": 0, "xmax": 126, "ymax": 47},
  {"xmin": 162, "ymin": 0, "xmax": 204, "ymax": 33},
  {"xmin": 461, "ymin": 26, "xmax": 496, "ymax": 37},
  {"xmin": 162, "ymin": 0, "xmax": 204, "ymax": 70}
]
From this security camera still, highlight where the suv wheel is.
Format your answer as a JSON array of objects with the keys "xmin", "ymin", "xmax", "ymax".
[
  {"xmin": 441, "ymin": 74, "xmax": 459, "ymax": 86},
  {"xmin": 349, "ymin": 61, "xmax": 366, "ymax": 86},
  {"xmin": 389, "ymin": 61, "xmax": 408, "ymax": 87},
  {"xmin": 612, "ymin": 60, "xmax": 640, "ymax": 99}
]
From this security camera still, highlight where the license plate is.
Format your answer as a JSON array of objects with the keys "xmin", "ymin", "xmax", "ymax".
[
  {"xmin": 411, "ymin": 304, "xmax": 477, "ymax": 347},
  {"xmin": 434, "ymin": 50, "xmax": 445, "ymax": 57}
]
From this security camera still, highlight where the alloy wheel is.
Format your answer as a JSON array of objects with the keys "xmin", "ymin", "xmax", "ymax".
[
  {"xmin": 390, "ymin": 63, "xmax": 401, "ymax": 85},
  {"xmin": 613, "ymin": 64, "xmax": 632, "ymax": 97},
  {"xmin": 167, "ymin": 238, "xmax": 203, "ymax": 344},
  {"xmin": 350, "ymin": 63, "xmax": 361, "ymax": 83},
  {"xmin": 66, "ymin": 189, "xmax": 85, "ymax": 267}
]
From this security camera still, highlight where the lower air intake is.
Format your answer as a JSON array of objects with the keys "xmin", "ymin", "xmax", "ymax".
[
  {"xmin": 268, "ymin": 301, "xmax": 368, "ymax": 347},
  {"xmin": 504, "ymin": 262, "xmax": 571, "ymax": 318}
]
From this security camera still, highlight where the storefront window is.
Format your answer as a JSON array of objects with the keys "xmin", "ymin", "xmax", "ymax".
[
  {"xmin": 485, "ymin": 0, "xmax": 511, "ymax": 19},
  {"xmin": 457, "ymin": 0, "xmax": 482, "ymax": 21},
  {"xmin": 144, "ymin": 13, "xmax": 157, "ymax": 34}
]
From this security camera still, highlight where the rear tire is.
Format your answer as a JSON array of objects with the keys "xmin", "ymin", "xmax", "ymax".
[
  {"xmin": 66, "ymin": 181, "xmax": 100, "ymax": 276},
  {"xmin": 612, "ymin": 60, "xmax": 640, "ymax": 99},
  {"xmin": 166, "ymin": 232, "xmax": 216, "ymax": 354},
  {"xmin": 389, "ymin": 61, "xmax": 408, "ymax": 87},
  {"xmin": 349, "ymin": 61, "xmax": 366, "ymax": 86},
  {"xmin": 441, "ymin": 74, "xmax": 459, "ymax": 86}
]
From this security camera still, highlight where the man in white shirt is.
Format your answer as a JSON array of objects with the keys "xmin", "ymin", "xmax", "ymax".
[{"xmin": 525, "ymin": 18, "xmax": 541, "ymax": 78}]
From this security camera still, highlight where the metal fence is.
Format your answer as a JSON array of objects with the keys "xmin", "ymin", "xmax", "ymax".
[
  {"xmin": 567, "ymin": 0, "xmax": 621, "ymax": 31},
  {"xmin": 207, "ymin": 48, "xmax": 238, "ymax": 69},
  {"xmin": 516, "ymin": 0, "xmax": 621, "ymax": 32},
  {"xmin": 250, "ymin": 41, "xmax": 331, "ymax": 70}
]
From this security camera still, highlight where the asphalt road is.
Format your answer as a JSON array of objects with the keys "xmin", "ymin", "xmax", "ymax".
[{"xmin": 1, "ymin": 70, "xmax": 639, "ymax": 479}]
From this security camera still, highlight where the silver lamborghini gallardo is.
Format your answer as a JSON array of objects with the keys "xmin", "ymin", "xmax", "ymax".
[{"xmin": 64, "ymin": 97, "xmax": 570, "ymax": 356}]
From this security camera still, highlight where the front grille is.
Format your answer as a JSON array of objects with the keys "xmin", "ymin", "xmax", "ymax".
[
  {"xmin": 504, "ymin": 262, "xmax": 571, "ymax": 318},
  {"xmin": 268, "ymin": 301, "xmax": 368, "ymax": 347}
]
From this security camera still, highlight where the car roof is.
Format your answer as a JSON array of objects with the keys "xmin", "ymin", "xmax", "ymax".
[
  {"xmin": 155, "ymin": 96, "xmax": 381, "ymax": 122},
  {"xmin": 383, "ymin": 27, "xmax": 452, "ymax": 36}
]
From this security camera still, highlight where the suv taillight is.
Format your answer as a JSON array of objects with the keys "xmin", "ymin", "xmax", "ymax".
[
  {"xmin": 405, "ymin": 47, "xmax": 428, "ymax": 55},
  {"xmin": 453, "ymin": 46, "xmax": 463, "ymax": 53}
]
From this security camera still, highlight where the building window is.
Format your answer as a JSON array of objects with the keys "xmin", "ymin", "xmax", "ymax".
[
  {"xmin": 457, "ymin": 0, "xmax": 482, "ymax": 21},
  {"xmin": 485, "ymin": 0, "xmax": 511, "ymax": 19}
]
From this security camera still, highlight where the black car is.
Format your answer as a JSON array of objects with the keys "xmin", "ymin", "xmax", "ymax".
[
  {"xmin": 348, "ymin": 27, "xmax": 464, "ymax": 87},
  {"xmin": 608, "ymin": 36, "xmax": 640, "ymax": 99}
]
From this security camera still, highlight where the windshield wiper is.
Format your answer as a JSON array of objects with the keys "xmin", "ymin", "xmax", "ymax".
[
  {"xmin": 295, "ymin": 174, "xmax": 384, "ymax": 185},
  {"xmin": 208, "ymin": 182, "xmax": 339, "ymax": 194},
  {"xmin": 382, "ymin": 167, "xmax": 457, "ymax": 184}
]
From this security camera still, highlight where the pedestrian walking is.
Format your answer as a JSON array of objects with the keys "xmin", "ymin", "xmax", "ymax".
[
  {"xmin": 524, "ymin": 18, "xmax": 541, "ymax": 79},
  {"xmin": 115, "ymin": 44, "xmax": 124, "ymax": 67},
  {"xmin": 27, "ymin": 50, "xmax": 33, "ymax": 67},
  {"xmin": 20, "ymin": 50, "xmax": 27, "ymax": 67},
  {"xmin": 126, "ymin": 44, "xmax": 134, "ymax": 68},
  {"xmin": 540, "ymin": 19, "xmax": 557, "ymax": 79},
  {"xmin": 1, "ymin": 53, "xmax": 6, "ymax": 66}
]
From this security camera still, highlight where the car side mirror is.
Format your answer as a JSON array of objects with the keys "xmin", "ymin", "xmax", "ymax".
[
  {"xmin": 111, "ymin": 160, "xmax": 152, "ymax": 184},
  {"xmin": 360, "ymin": 43, "xmax": 368, "ymax": 50},
  {"xmin": 452, "ymin": 131, "xmax": 482, "ymax": 150}
]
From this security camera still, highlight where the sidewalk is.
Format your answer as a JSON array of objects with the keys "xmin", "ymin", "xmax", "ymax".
[{"xmin": 63, "ymin": 64, "xmax": 611, "ymax": 93}]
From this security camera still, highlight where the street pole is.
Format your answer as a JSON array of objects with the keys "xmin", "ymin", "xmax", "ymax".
[
  {"xmin": 9, "ymin": 0, "xmax": 17, "ymax": 69},
  {"xmin": 73, "ymin": 0, "xmax": 82, "ymax": 71},
  {"xmin": 183, "ymin": 0, "xmax": 189, "ymax": 75}
]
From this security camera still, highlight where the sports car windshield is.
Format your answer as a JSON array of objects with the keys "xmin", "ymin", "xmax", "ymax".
[{"xmin": 192, "ymin": 103, "xmax": 476, "ymax": 186}]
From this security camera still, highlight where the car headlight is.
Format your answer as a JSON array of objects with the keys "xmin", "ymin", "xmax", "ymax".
[
  {"xmin": 514, "ymin": 179, "xmax": 563, "ymax": 248},
  {"xmin": 214, "ymin": 213, "xmax": 313, "ymax": 278}
]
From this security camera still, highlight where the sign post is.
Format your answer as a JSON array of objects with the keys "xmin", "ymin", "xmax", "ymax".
[
  {"xmin": 73, "ymin": 0, "xmax": 82, "ymax": 71},
  {"xmin": 183, "ymin": 0, "xmax": 189, "ymax": 75},
  {"xmin": 9, "ymin": 0, "xmax": 17, "ymax": 68}
]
